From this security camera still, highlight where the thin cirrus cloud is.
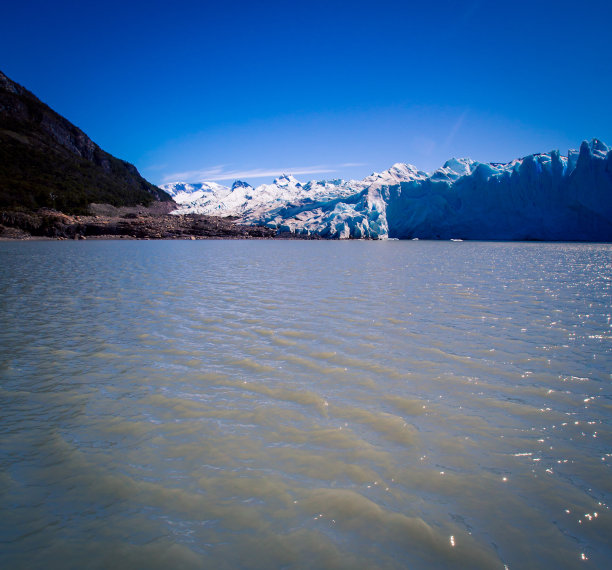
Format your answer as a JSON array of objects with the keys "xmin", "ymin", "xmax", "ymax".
[{"xmin": 162, "ymin": 163, "xmax": 367, "ymax": 183}]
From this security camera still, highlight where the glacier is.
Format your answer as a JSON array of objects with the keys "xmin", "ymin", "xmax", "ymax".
[{"xmin": 162, "ymin": 139, "xmax": 612, "ymax": 241}]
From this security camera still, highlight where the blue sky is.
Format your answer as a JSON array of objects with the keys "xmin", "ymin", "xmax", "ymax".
[{"xmin": 2, "ymin": 0, "xmax": 611, "ymax": 185}]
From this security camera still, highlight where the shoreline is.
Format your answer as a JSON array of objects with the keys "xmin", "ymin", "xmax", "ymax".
[
  {"xmin": 2, "ymin": 207, "xmax": 610, "ymax": 244},
  {"xmin": 0, "ymin": 206, "xmax": 285, "ymax": 241}
]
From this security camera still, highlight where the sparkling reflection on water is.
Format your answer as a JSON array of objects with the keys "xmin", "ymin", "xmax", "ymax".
[{"xmin": 0, "ymin": 240, "xmax": 610, "ymax": 569}]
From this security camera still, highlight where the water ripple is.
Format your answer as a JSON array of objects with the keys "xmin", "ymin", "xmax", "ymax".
[{"xmin": 0, "ymin": 240, "xmax": 610, "ymax": 569}]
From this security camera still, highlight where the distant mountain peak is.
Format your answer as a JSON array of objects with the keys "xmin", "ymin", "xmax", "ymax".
[
  {"xmin": 431, "ymin": 157, "xmax": 477, "ymax": 182},
  {"xmin": 231, "ymin": 179, "xmax": 252, "ymax": 191},
  {"xmin": 363, "ymin": 162, "xmax": 428, "ymax": 186},
  {"xmin": 273, "ymin": 174, "xmax": 301, "ymax": 187}
]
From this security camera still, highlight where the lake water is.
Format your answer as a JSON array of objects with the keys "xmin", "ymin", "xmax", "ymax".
[{"xmin": 0, "ymin": 240, "xmax": 610, "ymax": 569}]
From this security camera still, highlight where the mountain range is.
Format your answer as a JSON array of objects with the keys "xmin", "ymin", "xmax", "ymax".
[
  {"xmin": 1, "ymin": 68, "xmax": 610, "ymax": 241},
  {"xmin": 163, "ymin": 140, "xmax": 612, "ymax": 241}
]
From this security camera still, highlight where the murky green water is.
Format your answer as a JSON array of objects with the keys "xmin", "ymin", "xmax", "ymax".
[{"xmin": 0, "ymin": 240, "xmax": 610, "ymax": 569}]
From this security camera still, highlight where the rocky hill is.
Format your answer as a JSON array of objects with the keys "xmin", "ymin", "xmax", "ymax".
[{"xmin": 0, "ymin": 70, "xmax": 172, "ymax": 213}]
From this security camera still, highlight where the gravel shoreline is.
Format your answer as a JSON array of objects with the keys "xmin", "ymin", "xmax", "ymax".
[{"xmin": 0, "ymin": 205, "xmax": 279, "ymax": 240}]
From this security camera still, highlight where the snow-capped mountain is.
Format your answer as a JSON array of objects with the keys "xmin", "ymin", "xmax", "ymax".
[
  {"xmin": 162, "ymin": 181, "xmax": 229, "ymax": 205},
  {"xmin": 430, "ymin": 157, "xmax": 476, "ymax": 182},
  {"xmin": 362, "ymin": 163, "xmax": 428, "ymax": 186},
  {"xmin": 161, "ymin": 163, "xmax": 422, "ymax": 220},
  {"xmin": 162, "ymin": 139, "xmax": 612, "ymax": 241}
]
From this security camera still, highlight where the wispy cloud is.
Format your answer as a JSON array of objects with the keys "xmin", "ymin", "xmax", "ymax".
[
  {"xmin": 443, "ymin": 110, "xmax": 468, "ymax": 149},
  {"xmin": 162, "ymin": 163, "xmax": 366, "ymax": 183},
  {"xmin": 339, "ymin": 162, "xmax": 367, "ymax": 168}
]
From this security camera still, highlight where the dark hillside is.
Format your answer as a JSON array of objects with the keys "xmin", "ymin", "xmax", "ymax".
[{"xmin": 0, "ymin": 70, "xmax": 172, "ymax": 213}]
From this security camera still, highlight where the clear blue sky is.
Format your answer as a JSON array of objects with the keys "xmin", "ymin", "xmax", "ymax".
[{"xmin": 2, "ymin": 0, "xmax": 611, "ymax": 185}]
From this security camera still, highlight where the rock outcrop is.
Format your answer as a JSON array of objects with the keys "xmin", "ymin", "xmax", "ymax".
[{"xmin": 0, "ymin": 206, "xmax": 276, "ymax": 240}]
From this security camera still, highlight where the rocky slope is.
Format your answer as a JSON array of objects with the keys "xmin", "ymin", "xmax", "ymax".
[
  {"xmin": 0, "ymin": 205, "xmax": 275, "ymax": 240},
  {"xmin": 0, "ymin": 71, "xmax": 282, "ymax": 240},
  {"xmin": 165, "ymin": 140, "xmax": 612, "ymax": 241},
  {"xmin": 0, "ymin": 70, "xmax": 172, "ymax": 213}
]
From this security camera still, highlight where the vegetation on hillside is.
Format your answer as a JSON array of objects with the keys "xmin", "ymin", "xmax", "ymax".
[{"xmin": 0, "ymin": 70, "xmax": 172, "ymax": 214}]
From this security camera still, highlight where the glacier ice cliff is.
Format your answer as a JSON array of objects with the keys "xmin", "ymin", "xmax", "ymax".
[{"xmin": 162, "ymin": 139, "xmax": 612, "ymax": 241}]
